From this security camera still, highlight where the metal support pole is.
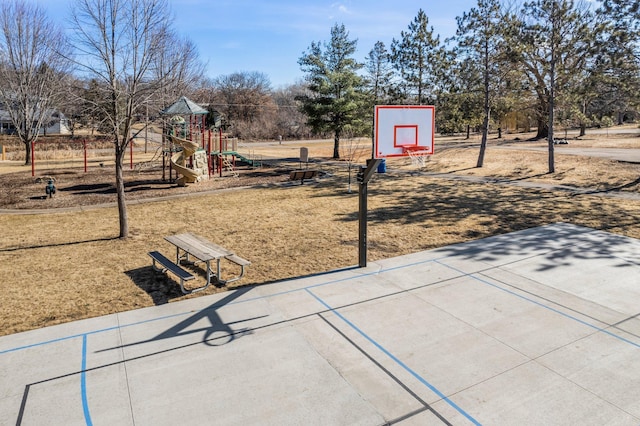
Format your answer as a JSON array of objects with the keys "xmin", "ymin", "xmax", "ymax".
[
  {"xmin": 357, "ymin": 159, "xmax": 382, "ymax": 268},
  {"xmin": 208, "ymin": 131, "xmax": 212, "ymax": 178},
  {"xmin": 358, "ymin": 173, "xmax": 368, "ymax": 268}
]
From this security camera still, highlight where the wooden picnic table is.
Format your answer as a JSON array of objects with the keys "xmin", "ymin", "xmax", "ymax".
[{"xmin": 164, "ymin": 233, "xmax": 248, "ymax": 292}]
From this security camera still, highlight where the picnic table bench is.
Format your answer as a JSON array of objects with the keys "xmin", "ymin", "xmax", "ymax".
[
  {"xmin": 149, "ymin": 250, "xmax": 195, "ymax": 293},
  {"xmin": 149, "ymin": 233, "xmax": 250, "ymax": 294},
  {"xmin": 289, "ymin": 169, "xmax": 319, "ymax": 185}
]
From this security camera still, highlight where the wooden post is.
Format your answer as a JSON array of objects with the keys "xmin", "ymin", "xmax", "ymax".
[{"xmin": 31, "ymin": 141, "xmax": 35, "ymax": 177}]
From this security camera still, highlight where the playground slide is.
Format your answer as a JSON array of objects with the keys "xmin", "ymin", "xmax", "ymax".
[{"xmin": 168, "ymin": 135, "xmax": 201, "ymax": 185}]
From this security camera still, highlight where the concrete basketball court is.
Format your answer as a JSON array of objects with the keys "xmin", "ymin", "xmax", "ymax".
[{"xmin": 2, "ymin": 223, "xmax": 640, "ymax": 425}]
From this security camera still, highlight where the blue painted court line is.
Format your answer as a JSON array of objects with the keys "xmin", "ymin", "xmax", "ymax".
[
  {"xmin": 81, "ymin": 334, "xmax": 93, "ymax": 426},
  {"xmin": 435, "ymin": 260, "xmax": 640, "ymax": 350},
  {"xmin": 0, "ymin": 311, "xmax": 194, "ymax": 355},
  {"xmin": 0, "ymin": 257, "xmax": 443, "ymax": 355},
  {"xmin": 305, "ymin": 288, "xmax": 482, "ymax": 426}
]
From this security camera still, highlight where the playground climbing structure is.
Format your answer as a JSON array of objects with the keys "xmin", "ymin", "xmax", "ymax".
[
  {"xmin": 160, "ymin": 96, "xmax": 261, "ymax": 183},
  {"xmin": 167, "ymin": 135, "xmax": 209, "ymax": 186}
]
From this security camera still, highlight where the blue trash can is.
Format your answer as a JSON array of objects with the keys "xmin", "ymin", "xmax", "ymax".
[{"xmin": 377, "ymin": 159, "xmax": 386, "ymax": 173}]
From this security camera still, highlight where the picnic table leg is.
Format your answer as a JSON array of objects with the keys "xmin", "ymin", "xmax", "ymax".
[
  {"xmin": 204, "ymin": 259, "xmax": 224, "ymax": 286},
  {"xmin": 206, "ymin": 260, "xmax": 217, "ymax": 286},
  {"xmin": 175, "ymin": 247, "xmax": 180, "ymax": 264},
  {"xmin": 204, "ymin": 258, "xmax": 223, "ymax": 285}
]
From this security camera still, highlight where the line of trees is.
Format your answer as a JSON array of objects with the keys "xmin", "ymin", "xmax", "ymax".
[
  {"xmin": 2, "ymin": 0, "xmax": 640, "ymax": 237},
  {"xmin": 5, "ymin": 1, "xmax": 638, "ymax": 166},
  {"xmin": 297, "ymin": 1, "xmax": 640, "ymax": 170}
]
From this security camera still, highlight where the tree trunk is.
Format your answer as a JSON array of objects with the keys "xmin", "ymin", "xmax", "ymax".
[
  {"xmin": 548, "ymin": 134, "xmax": 555, "ymax": 174},
  {"xmin": 115, "ymin": 145, "xmax": 129, "ymax": 238},
  {"xmin": 477, "ymin": 43, "xmax": 490, "ymax": 169},
  {"xmin": 534, "ymin": 88, "xmax": 549, "ymax": 139},
  {"xmin": 24, "ymin": 140, "xmax": 32, "ymax": 165},
  {"xmin": 579, "ymin": 123, "xmax": 586, "ymax": 137},
  {"xmin": 536, "ymin": 116, "xmax": 549, "ymax": 140},
  {"xmin": 548, "ymin": 41, "xmax": 556, "ymax": 172},
  {"xmin": 477, "ymin": 118, "xmax": 488, "ymax": 168},
  {"xmin": 333, "ymin": 131, "xmax": 340, "ymax": 159},
  {"xmin": 466, "ymin": 125, "xmax": 470, "ymax": 140}
]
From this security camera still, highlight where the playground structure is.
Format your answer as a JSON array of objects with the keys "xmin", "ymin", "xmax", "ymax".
[
  {"xmin": 161, "ymin": 96, "xmax": 262, "ymax": 184},
  {"xmin": 167, "ymin": 134, "xmax": 208, "ymax": 186},
  {"xmin": 24, "ymin": 96, "xmax": 263, "ymax": 182},
  {"xmin": 208, "ymin": 129, "xmax": 262, "ymax": 177}
]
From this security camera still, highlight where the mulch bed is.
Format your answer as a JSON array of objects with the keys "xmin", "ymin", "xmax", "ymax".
[{"xmin": 0, "ymin": 164, "xmax": 297, "ymax": 210}]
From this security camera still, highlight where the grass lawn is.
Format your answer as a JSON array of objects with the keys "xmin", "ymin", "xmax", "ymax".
[{"xmin": 1, "ymin": 132, "xmax": 639, "ymax": 336}]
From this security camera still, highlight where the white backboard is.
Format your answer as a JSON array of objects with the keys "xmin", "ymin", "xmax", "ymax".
[{"xmin": 374, "ymin": 105, "xmax": 435, "ymax": 158}]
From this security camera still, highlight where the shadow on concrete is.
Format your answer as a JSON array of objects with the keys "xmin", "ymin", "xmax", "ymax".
[
  {"xmin": 99, "ymin": 286, "xmax": 264, "ymax": 352},
  {"xmin": 431, "ymin": 224, "xmax": 639, "ymax": 273}
]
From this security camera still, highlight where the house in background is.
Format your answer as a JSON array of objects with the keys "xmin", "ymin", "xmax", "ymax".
[
  {"xmin": 41, "ymin": 110, "xmax": 71, "ymax": 135},
  {"xmin": 0, "ymin": 105, "xmax": 70, "ymax": 135}
]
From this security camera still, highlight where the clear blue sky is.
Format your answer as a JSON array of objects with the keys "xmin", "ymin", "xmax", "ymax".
[{"xmin": 37, "ymin": 0, "xmax": 477, "ymax": 88}]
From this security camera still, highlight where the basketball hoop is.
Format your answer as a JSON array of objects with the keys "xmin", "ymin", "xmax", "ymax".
[
  {"xmin": 373, "ymin": 105, "xmax": 435, "ymax": 167},
  {"xmin": 401, "ymin": 145, "xmax": 431, "ymax": 168}
]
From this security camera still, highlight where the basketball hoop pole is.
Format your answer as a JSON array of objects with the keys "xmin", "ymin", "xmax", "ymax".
[{"xmin": 358, "ymin": 158, "xmax": 382, "ymax": 268}]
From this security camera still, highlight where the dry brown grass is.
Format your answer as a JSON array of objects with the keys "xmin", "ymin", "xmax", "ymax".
[
  {"xmin": 423, "ymin": 144, "xmax": 640, "ymax": 192},
  {"xmin": 1, "ymin": 133, "xmax": 639, "ymax": 336}
]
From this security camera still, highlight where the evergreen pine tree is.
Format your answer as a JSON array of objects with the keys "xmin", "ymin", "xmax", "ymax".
[{"xmin": 298, "ymin": 24, "xmax": 364, "ymax": 159}]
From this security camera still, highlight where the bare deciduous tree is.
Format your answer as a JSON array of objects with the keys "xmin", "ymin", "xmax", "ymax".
[
  {"xmin": 340, "ymin": 132, "xmax": 369, "ymax": 194},
  {"xmin": 0, "ymin": 0, "xmax": 70, "ymax": 164},
  {"xmin": 153, "ymin": 32, "xmax": 205, "ymax": 113},
  {"xmin": 71, "ymin": 0, "xmax": 195, "ymax": 238},
  {"xmin": 208, "ymin": 71, "xmax": 276, "ymax": 139},
  {"xmin": 272, "ymin": 83, "xmax": 311, "ymax": 140}
]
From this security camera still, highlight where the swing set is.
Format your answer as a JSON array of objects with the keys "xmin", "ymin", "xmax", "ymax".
[{"xmin": 31, "ymin": 139, "xmax": 139, "ymax": 177}]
